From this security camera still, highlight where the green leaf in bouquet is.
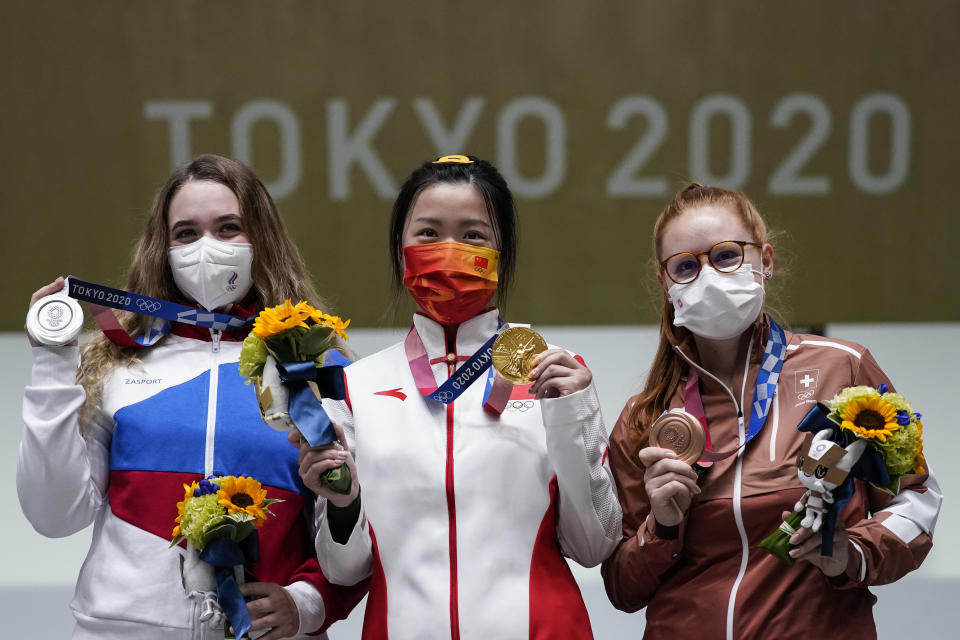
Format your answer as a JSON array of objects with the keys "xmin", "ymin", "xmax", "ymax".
[
  {"xmin": 201, "ymin": 520, "xmax": 238, "ymax": 547},
  {"xmin": 227, "ymin": 518, "xmax": 257, "ymax": 544},
  {"xmin": 301, "ymin": 325, "xmax": 335, "ymax": 359},
  {"xmin": 320, "ymin": 463, "xmax": 353, "ymax": 494},
  {"xmin": 873, "ymin": 475, "xmax": 902, "ymax": 496},
  {"xmin": 263, "ymin": 334, "xmax": 296, "ymax": 363}
]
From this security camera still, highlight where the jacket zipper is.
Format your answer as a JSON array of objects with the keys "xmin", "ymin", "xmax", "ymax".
[
  {"xmin": 674, "ymin": 334, "xmax": 755, "ymax": 640},
  {"xmin": 445, "ymin": 356, "xmax": 461, "ymax": 640},
  {"xmin": 204, "ymin": 329, "xmax": 222, "ymax": 477}
]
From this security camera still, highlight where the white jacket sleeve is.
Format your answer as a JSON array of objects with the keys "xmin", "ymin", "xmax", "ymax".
[
  {"xmin": 17, "ymin": 345, "xmax": 111, "ymax": 538},
  {"xmin": 540, "ymin": 382, "xmax": 622, "ymax": 567},
  {"xmin": 283, "ymin": 580, "xmax": 327, "ymax": 638},
  {"xmin": 313, "ymin": 397, "xmax": 373, "ymax": 586}
]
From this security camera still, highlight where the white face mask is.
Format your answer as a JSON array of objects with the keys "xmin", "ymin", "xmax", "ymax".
[
  {"xmin": 669, "ymin": 263, "xmax": 765, "ymax": 341},
  {"xmin": 168, "ymin": 237, "xmax": 254, "ymax": 311}
]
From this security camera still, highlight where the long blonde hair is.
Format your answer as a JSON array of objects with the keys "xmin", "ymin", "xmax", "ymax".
[
  {"xmin": 78, "ymin": 154, "xmax": 329, "ymax": 433},
  {"xmin": 627, "ymin": 183, "xmax": 775, "ymax": 445}
]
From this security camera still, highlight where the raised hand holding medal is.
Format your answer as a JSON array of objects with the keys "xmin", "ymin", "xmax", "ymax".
[
  {"xmin": 648, "ymin": 409, "xmax": 706, "ymax": 465},
  {"xmin": 26, "ymin": 277, "xmax": 84, "ymax": 347}
]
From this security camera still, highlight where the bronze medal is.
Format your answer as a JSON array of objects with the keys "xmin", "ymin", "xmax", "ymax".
[
  {"xmin": 492, "ymin": 327, "xmax": 548, "ymax": 384},
  {"xmin": 649, "ymin": 409, "xmax": 706, "ymax": 465}
]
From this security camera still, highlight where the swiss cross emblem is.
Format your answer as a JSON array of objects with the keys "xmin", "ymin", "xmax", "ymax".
[
  {"xmin": 795, "ymin": 369, "xmax": 819, "ymax": 399},
  {"xmin": 474, "ymin": 256, "xmax": 489, "ymax": 270}
]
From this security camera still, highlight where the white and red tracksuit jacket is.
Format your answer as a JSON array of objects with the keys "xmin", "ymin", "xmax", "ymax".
[
  {"xmin": 315, "ymin": 309, "xmax": 623, "ymax": 639},
  {"xmin": 18, "ymin": 325, "xmax": 365, "ymax": 639},
  {"xmin": 602, "ymin": 316, "xmax": 943, "ymax": 640}
]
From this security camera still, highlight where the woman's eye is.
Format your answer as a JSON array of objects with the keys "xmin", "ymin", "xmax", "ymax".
[
  {"xmin": 464, "ymin": 230, "xmax": 484, "ymax": 241},
  {"xmin": 674, "ymin": 259, "xmax": 697, "ymax": 274},
  {"xmin": 418, "ymin": 228, "xmax": 438, "ymax": 238},
  {"xmin": 713, "ymin": 250, "xmax": 740, "ymax": 265},
  {"xmin": 220, "ymin": 224, "xmax": 242, "ymax": 235},
  {"xmin": 173, "ymin": 229, "xmax": 196, "ymax": 240}
]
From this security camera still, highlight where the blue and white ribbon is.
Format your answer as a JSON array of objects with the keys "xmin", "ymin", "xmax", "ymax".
[
  {"xmin": 66, "ymin": 276, "xmax": 252, "ymax": 347},
  {"xmin": 748, "ymin": 318, "xmax": 787, "ymax": 440}
]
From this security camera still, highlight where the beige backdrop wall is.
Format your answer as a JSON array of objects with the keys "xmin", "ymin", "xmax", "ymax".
[{"xmin": 2, "ymin": 1, "xmax": 957, "ymax": 330}]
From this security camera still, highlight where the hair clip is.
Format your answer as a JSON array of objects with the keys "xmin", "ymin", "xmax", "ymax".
[{"xmin": 433, "ymin": 154, "xmax": 474, "ymax": 164}]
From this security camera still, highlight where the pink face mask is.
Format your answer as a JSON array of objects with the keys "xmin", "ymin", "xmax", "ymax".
[{"xmin": 402, "ymin": 241, "xmax": 500, "ymax": 325}]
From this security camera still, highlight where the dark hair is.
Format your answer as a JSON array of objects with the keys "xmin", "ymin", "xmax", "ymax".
[{"xmin": 388, "ymin": 155, "xmax": 518, "ymax": 306}]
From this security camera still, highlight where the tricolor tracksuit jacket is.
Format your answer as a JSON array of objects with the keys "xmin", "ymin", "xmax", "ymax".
[
  {"xmin": 315, "ymin": 309, "xmax": 623, "ymax": 639},
  {"xmin": 18, "ymin": 328, "xmax": 363, "ymax": 639}
]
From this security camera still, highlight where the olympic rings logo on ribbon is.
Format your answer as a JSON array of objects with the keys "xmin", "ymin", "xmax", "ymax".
[
  {"xmin": 137, "ymin": 298, "xmax": 162, "ymax": 313},
  {"xmin": 505, "ymin": 400, "xmax": 536, "ymax": 413},
  {"xmin": 436, "ymin": 390, "xmax": 455, "ymax": 402}
]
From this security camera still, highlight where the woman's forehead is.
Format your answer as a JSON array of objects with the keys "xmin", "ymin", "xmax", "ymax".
[{"xmin": 660, "ymin": 205, "xmax": 750, "ymax": 255}]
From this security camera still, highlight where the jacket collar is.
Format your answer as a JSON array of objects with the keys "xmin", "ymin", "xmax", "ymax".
[
  {"xmin": 411, "ymin": 308, "xmax": 500, "ymax": 361},
  {"xmin": 168, "ymin": 299, "xmax": 257, "ymax": 343}
]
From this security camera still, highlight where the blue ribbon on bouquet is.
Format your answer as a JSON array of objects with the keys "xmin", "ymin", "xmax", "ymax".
[
  {"xmin": 275, "ymin": 350, "xmax": 350, "ymax": 447},
  {"xmin": 199, "ymin": 532, "xmax": 261, "ymax": 639},
  {"xmin": 796, "ymin": 403, "xmax": 890, "ymax": 555}
]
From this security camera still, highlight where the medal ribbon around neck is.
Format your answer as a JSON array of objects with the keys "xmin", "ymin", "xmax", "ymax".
[
  {"xmin": 683, "ymin": 318, "xmax": 787, "ymax": 466},
  {"xmin": 65, "ymin": 276, "xmax": 253, "ymax": 348},
  {"xmin": 403, "ymin": 323, "xmax": 514, "ymax": 414}
]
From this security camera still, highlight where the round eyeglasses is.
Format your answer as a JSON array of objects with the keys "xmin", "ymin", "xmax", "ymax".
[{"xmin": 660, "ymin": 240, "xmax": 761, "ymax": 284}]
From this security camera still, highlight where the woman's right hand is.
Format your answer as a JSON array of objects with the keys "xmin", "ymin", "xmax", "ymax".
[
  {"xmin": 26, "ymin": 277, "xmax": 74, "ymax": 347},
  {"xmin": 638, "ymin": 447, "xmax": 701, "ymax": 527},
  {"xmin": 287, "ymin": 422, "xmax": 359, "ymax": 508}
]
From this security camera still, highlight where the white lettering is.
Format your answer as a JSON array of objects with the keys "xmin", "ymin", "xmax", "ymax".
[
  {"xmin": 231, "ymin": 99, "xmax": 302, "ymax": 199},
  {"xmin": 413, "ymin": 97, "xmax": 485, "ymax": 156},
  {"xmin": 496, "ymin": 96, "xmax": 566, "ymax": 198},
  {"xmin": 689, "ymin": 94, "xmax": 751, "ymax": 189},
  {"xmin": 327, "ymin": 98, "xmax": 397, "ymax": 200},
  {"xmin": 144, "ymin": 101, "xmax": 214, "ymax": 168}
]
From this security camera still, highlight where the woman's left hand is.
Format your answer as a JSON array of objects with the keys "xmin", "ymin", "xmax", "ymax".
[
  {"xmin": 240, "ymin": 581, "xmax": 299, "ymax": 639},
  {"xmin": 528, "ymin": 348, "xmax": 592, "ymax": 399},
  {"xmin": 786, "ymin": 510, "xmax": 852, "ymax": 577}
]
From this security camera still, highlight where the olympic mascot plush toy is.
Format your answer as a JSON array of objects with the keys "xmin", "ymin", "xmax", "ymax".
[{"xmin": 794, "ymin": 429, "xmax": 867, "ymax": 532}]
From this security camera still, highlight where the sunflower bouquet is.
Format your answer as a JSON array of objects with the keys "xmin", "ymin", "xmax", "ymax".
[
  {"xmin": 760, "ymin": 383, "xmax": 925, "ymax": 565},
  {"xmin": 239, "ymin": 299, "xmax": 353, "ymax": 493},
  {"xmin": 171, "ymin": 476, "xmax": 281, "ymax": 551},
  {"xmin": 826, "ymin": 383, "xmax": 925, "ymax": 487},
  {"xmin": 172, "ymin": 476, "xmax": 282, "ymax": 638}
]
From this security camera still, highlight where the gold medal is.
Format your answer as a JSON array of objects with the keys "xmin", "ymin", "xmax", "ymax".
[
  {"xmin": 649, "ymin": 409, "xmax": 706, "ymax": 465},
  {"xmin": 492, "ymin": 327, "xmax": 548, "ymax": 384}
]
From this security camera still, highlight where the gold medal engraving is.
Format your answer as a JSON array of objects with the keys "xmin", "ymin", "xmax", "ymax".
[
  {"xmin": 492, "ymin": 327, "xmax": 548, "ymax": 384},
  {"xmin": 649, "ymin": 409, "xmax": 706, "ymax": 465}
]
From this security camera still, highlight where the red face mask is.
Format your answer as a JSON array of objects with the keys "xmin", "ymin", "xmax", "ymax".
[{"xmin": 402, "ymin": 241, "xmax": 500, "ymax": 325}]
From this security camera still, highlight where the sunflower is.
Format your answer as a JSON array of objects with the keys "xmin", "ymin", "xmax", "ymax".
[
  {"xmin": 309, "ymin": 308, "xmax": 351, "ymax": 340},
  {"xmin": 252, "ymin": 299, "xmax": 313, "ymax": 339},
  {"xmin": 217, "ymin": 476, "xmax": 269, "ymax": 526},
  {"xmin": 172, "ymin": 481, "xmax": 200, "ymax": 538},
  {"xmin": 839, "ymin": 395, "xmax": 901, "ymax": 442}
]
